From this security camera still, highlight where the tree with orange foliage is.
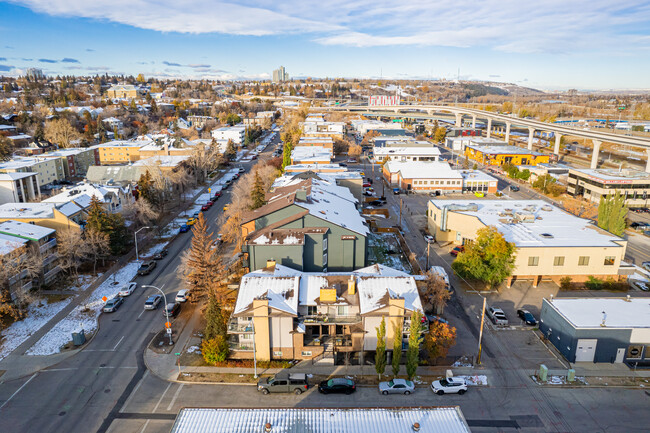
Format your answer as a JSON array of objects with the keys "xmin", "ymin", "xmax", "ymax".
[{"xmin": 423, "ymin": 321, "xmax": 457, "ymax": 365}]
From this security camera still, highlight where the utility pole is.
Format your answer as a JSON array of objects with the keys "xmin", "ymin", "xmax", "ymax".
[
  {"xmin": 399, "ymin": 198, "xmax": 403, "ymax": 227},
  {"xmin": 426, "ymin": 242, "xmax": 430, "ymax": 270},
  {"xmin": 477, "ymin": 297, "xmax": 487, "ymax": 365}
]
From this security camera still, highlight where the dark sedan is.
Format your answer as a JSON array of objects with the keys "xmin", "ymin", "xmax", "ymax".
[
  {"xmin": 318, "ymin": 378, "xmax": 356, "ymax": 395},
  {"xmin": 164, "ymin": 302, "xmax": 181, "ymax": 318},
  {"xmin": 517, "ymin": 309, "xmax": 537, "ymax": 326}
]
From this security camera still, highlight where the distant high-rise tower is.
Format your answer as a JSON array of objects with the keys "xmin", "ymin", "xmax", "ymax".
[
  {"xmin": 26, "ymin": 68, "xmax": 45, "ymax": 80},
  {"xmin": 272, "ymin": 66, "xmax": 289, "ymax": 83}
]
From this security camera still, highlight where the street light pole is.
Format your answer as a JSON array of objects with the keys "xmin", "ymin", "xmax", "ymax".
[
  {"xmin": 143, "ymin": 285, "xmax": 172, "ymax": 346},
  {"xmin": 477, "ymin": 297, "xmax": 486, "ymax": 365},
  {"xmin": 134, "ymin": 226, "xmax": 153, "ymax": 262}
]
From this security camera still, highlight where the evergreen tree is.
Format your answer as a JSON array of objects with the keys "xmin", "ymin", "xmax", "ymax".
[
  {"xmin": 406, "ymin": 310, "xmax": 423, "ymax": 380},
  {"xmin": 598, "ymin": 191, "xmax": 627, "ymax": 236},
  {"xmin": 86, "ymin": 196, "xmax": 127, "ymax": 255},
  {"xmin": 224, "ymin": 139, "xmax": 237, "ymax": 161},
  {"xmin": 375, "ymin": 316, "xmax": 387, "ymax": 379},
  {"xmin": 137, "ymin": 171, "xmax": 158, "ymax": 207},
  {"xmin": 250, "ymin": 170, "xmax": 266, "ymax": 209},
  {"xmin": 281, "ymin": 141, "xmax": 293, "ymax": 171},
  {"xmin": 184, "ymin": 213, "xmax": 224, "ymax": 300},
  {"xmin": 204, "ymin": 294, "xmax": 227, "ymax": 341},
  {"xmin": 391, "ymin": 322, "xmax": 402, "ymax": 376},
  {"xmin": 86, "ymin": 196, "xmax": 111, "ymax": 233}
]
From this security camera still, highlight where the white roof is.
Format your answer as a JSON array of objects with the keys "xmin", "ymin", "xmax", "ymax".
[
  {"xmin": 430, "ymin": 199, "xmax": 624, "ymax": 248},
  {"xmin": 43, "ymin": 183, "xmax": 112, "ymax": 206},
  {"xmin": 291, "ymin": 146, "xmax": 333, "ymax": 162},
  {"xmin": 374, "ymin": 147, "xmax": 441, "ymax": 157},
  {"xmin": 0, "ymin": 220, "xmax": 55, "ymax": 241},
  {"xmin": 569, "ymin": 167, "xmax": 650, "ymax": 182},
  {"xmin": 234, "ymin": 274, "xmax": 300, "ymax": 316},
  {"xmin": 385, "ymin": 161, "xmax": 462, "ymax": 180},
  {"xmin": 0, "ymin": 172, "xmax": 38, "ymax": 181},
  {"xmin": 460, "ymin": 170, "xmax": 498, "ymax": 183},
  {"xmin": 357, "ymin": 276, "xmax": 423, "ymax": 315},
  {"xmin": 0, "ymin": 232, "xmax": 28, "ymax": 255},
  {"xmin": 171, "ymin": 407, "xmax": 471, "ymax": 433},
  {"xmin": 132, "ymin": 155, "xmax": 190, "ymax": 166},
  {"xmin": 548, "ymin": 298, "xmax": 650, "ymax": 328},
  {"xmin": 467, "ymin": 145, "xmax": 544, "ymax": 156},
  {"xmin": 283, "ymin": 164, "xmax": 347, "ymax": 173}
]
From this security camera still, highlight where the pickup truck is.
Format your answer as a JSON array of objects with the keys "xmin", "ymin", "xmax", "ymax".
[
  {"xmin": 486, "ymin": 306, "xmax": 508, "ymax": 326},
  {"xmin": 257, "ymin": 373, "xmax": 309, "ymax": 395}
]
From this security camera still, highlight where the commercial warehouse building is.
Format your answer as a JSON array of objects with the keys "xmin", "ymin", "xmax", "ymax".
[
  {"xmin": 383, "ymin": 162, "xmax": 497, "ymax": 194},
  {"xmin": 539, "ymin": 297, "xmax": 650, "ymax": 365},
  {"xmin": 464, "ymin": 145, "xmax": 550, "ymax": 167},
  {"xmin": 567, "ymin": 168, "xmax": 650, "ymax": 209}
]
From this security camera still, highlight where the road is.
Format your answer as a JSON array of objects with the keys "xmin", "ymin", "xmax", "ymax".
[{"xmin": 0, "ymin": 133, "xmax": 281, "ymax": 433}]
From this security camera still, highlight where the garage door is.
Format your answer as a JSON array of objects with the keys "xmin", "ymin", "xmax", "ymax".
[{"xmin": 575, "ymin": 339, "xmax": 597, "ymax": 362}]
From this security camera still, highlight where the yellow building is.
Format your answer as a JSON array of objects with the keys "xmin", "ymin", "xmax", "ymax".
[
  {"xmin": 464, "ymin": 145, "xmax": 550, "ymax": 166},
  {"xmin": 106, "ymin": 84, "xmax": 140, "ymax": 99},
  {"xmin": 0, "ymin": 202, "xmax": 83, "ymax": 232},
  {"xmin": 427, "ymin": 199, "xmax": 629, "ymax": 286},
  {"xmin": 93, "ymin": 140, "xmax": 150, "ymax": 165}
]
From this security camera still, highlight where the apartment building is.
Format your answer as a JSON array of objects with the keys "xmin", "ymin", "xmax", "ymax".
[
  {"xmin": 0, "ymin": 156, "xmax": 66, "ymax": 186},
  {"xmin": 211, "ymin": 126, "xmax": 246, "ymax": 145},
  {"xmin": 301, "ymin": 121, "xmax": 346, "ymax": 139},
  {"xmin": 464, "ymin": 145, "xmax": 550, "ymax": 167},
  {"xmin": 40, "ymin": 147, "xmax": 100, "ymax": 178},
  {"xmin": 106, "ymin": 84, "xmax": 143, "ymax": 99},
  {"xmin": 427, "ymin": 199, "xmax": 628, "ymax": 286},
  {"xmin": 0, "ymin": 220, "xmax": 61, "ymax": 289},
  {"xmin": 241, "ymin": 177, "xmax": 367, "ymax": 273},
  {"xmin": 445, "ymin": 137, "xmax": 506, "ymax": 152},
  {"xmin": 276, "ymin": 170, "xmax": 364, "ymax": 203},
  {"xmin": 93, "ymin": 140, "xmax": 152, "ymax": 165},
  {"xmin": 567, "ymin": 168, "xmax": 650, "ymax": 209},
  {"xmin": 0, "ymin": 172, "xmax": 40, "ymax": 204},
  {"xmin": 228, "ymin": 263, "xmax": 423, "ymax": 364},
  {"xmin": 297, "ymin": 136, "xmax": 334, "ymax": 150},
  {"xmin": 0, "ymin": 202, "xmax": 83, "ymax": 231}
]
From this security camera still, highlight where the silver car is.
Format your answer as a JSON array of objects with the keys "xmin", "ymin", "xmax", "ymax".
[{"xmin": 378, "ymin": 378, "xmax": 415, "ymax": 395}]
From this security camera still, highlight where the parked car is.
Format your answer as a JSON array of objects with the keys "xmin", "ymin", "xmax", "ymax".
[
  {"xmin": 424, "ymin": 235, "xmax": 435, "ymax": 243},
  {"xmin": 379, "ymin": 378, "xmax": 415, "ymax": 395},
  {"xmin": 201, "ymin": 204, "xmax": 210, "ymax": 211},
  {"xmin": 318, "ymin": 377, "xmax": 356, "ymax": 394},
  {"xmin": 175, "ymin": 289, "xmax": 190, "ymax": 303},
  {"xmin": 118, "ymin": 282, "xmax": 137, "ymax": 297},
  {"xmin": 630, "ymin": 279, "xmax": 650, "ymax": 291},
  {"xmin": 431, "ymin": 377, "xmax": 468, "ymax": 395},
  {"xmin": 425, "ymin": 314, "xmax": 449, "ymax": 325},
  {"xmin": 238, "ymin": 167, "xmax": 245, "ymax": 173},
  {"xmin": 630, "ymin": 222, "xmax": 650, "ymax": 230},
  {"xmin": 144, "ymin": 294, "xmax": 163, "ymax": 310},
  {"xmin": 193, "ymin": 211, "xmax": 201, "ymax": 218},
  {"xmin": 138, "ymin": 260, "xmax": 157, "ymax": 276},
  {"xmin": 642, "ymin": 261, "xmax": 650, "ymax": 272},
  {"xmin": 362, "ymin": 182, "xmax": 371, "ymax": 188},
  {"xmin": 258, "ymin": 373, "xmax": 309, "ymax": 395},
  {"xmin": 487, "ymin": 306, "xmax": 508, "ymax": 326},
  {"xmin": 368, "ymin": 200, "xmax": 383, "ymax": 207},
  {"xmin": 347, "ymin": 158, "xmax": 357, "ymax": 163},
  {"xmin": 393, "ymin": 188, "xmax": 400, "ymax": 195},
  {"xmin": 186, "ymin": 217, "xmax": 197, "ymax": 226},
  {"xmin": 103, "ymin": 296, "xmax": 124, "ymax": 313},
  {"xmin": 338, "ymin": 162, "xmax": 347, "ymax": 167},
  {"xmin": 510, "ymin": 185, "xmax": 520, "ymax": 192},
  {"xmin": 450, "ymin": 246, "xmax": 465, "ymax": 256},
  {"xmin": 163, "ymin": 302, "xmax": 181, "ymax": 318},
  {"xmin": 517, "ymin": 309, "xmax": 537, "ymax": 326},
  {"xmin": 153, "ymin": 249, "xmax": 168, "ymax": 260},
  {"xmin": 179, "ymin": 224, "xmax": 189, "ymax": 233},
  {"xmin": 223, "ymin": 204, "xmax": 230, "ymax": 211}
]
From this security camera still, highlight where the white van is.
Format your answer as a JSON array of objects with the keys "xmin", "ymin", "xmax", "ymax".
[{"xmin": 175, "ymin": 289, "xmax": 190, "ymax": 303}]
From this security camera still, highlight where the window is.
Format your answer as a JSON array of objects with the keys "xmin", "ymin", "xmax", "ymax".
[
  {"xmin": 323, "ymin": 253, "xmax": 328, "ymax": 265},
  {"xmin": 322, "ymin": 238, "xmax": 328, "ymax": 251},
  {"xmin": 307, "ymin": 306, "xmax": 317, "ymax": 316},
  {"xmin": 553, "ymin": 256, "xmax": 565, "ymax": 266},
  {"xmin": 301, "ymin": 351, "xmax": 312, "ymax": 357},
  {"xmin": 604, "ymin": 256, "xmax": 616, "ymax": 266},
  {"xmin": 578, "ymin": 256, "xmax": 590, "ymax": 266},
  {"xmin": 337, "ymin": 305, "xmax": 348, "ymax": 316},
  {"xmin": 528, "ymin": 256, "xmax": 539, "ymax": 266}
]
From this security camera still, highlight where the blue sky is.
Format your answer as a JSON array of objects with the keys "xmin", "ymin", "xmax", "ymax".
[{"xmin": 1, "ymin": 1, "xmax": 649, "ymax": 90}]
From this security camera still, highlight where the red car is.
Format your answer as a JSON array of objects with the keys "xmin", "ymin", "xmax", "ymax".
[
  {"xmin": 450, "ymin": 246, "xmax": 465, "ymax": 256},
  {"xmin": 207, "ymin": 201, "xmax": 214, "ymax": 207},
  {"xmin": 201, "ymin": 204, "xmax": 210, "ymax": 211},
  {"xmin": 363, "ymin": 182, "xmax": 371, "ymax": 188}
]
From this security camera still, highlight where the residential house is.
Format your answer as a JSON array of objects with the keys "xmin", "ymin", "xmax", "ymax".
[{"xmin": 43, "ymin": 182, "xmax": 133, "ymax": 213}]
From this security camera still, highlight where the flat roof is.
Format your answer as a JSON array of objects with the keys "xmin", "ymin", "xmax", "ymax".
[
  {"xmin": 429, "ymin": 199, "xmax": 624, "ymax": 248},
  {"xmin": 0, "ymin": 172, "xmax": 38, "ymax": 181},
  {"xmin": 460, "ymin": 170, "xmax": 498, "ymax": 182},
  {"xmin": 569, "ymin": 167, "xmax": 650, "ymax": 182},
  {"xmin": 467, "ymin": 145, "xmax": 544, "ymax": 156},
  {"xmin": 547, "ymin": 298, "xmax": 650, "ymax": 328},
  {"xmin": 374, "ymin": 147, "xmax": 441, "ymax": 156},
  {"xmin": 0, "ymin": 220, "xmax": 55, "ymax": 241},
  {"xmin": 291, "ymin": 146, "xmax": 333, "ymax": 161},
  {"xmin": 0, "ymin": 233, "xmax": 28, "ymax": 256},
  {"xmin": 385, "ymin": 161, "xmax": 462, "ymax": 179},
  {"xmin": 171, "ymin": 407, "xmax": 471, "ymax": 433}
]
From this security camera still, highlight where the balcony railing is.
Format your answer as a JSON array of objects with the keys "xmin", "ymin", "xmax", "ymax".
[
  {"xmin": 21, "ymin": 280, "xmax": 33, "ymax": 292},
  {"xmin": 302, "ymin": 314, "xmax": 361, "ymax": 324},
  {"xmin": 43, "ymin": 266, "xmax": 61, "ymax": 284},
  {"xmin": 39, "ymin": 238, "xmax": 57, "ymax": 254},
  {"xmin": 229, "ymin": 342, "xmax": 254, "ymax": 351},
  {"xmin": 227, "ymin": 320, "xmax": 253, "ymax": 333},
  {"xmin": 42, "ymin": 253, "xmax": 58, "ymax": 267}
]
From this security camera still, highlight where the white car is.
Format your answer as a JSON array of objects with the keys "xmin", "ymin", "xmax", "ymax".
[
  {"xmin": 175, "ymin": 289, "xmax": 190, "ymax": 303},
  {"xmin": 118, "ymin": 282, "xmax": 137, "ymax": 297},
  {"xmin": 424, "ymin": 235, "xmax": 435, "ymax": 243},
  {"xmin": 630, "ymin": 279, "xmax": 650, "ymax": 291},
  {"xmin": 642, "ymin": 262, "xmax": 650, "ymax": 272},
  {"xmin": 431, "ymin": 378, "xmax": 468, "ymax": 395}
]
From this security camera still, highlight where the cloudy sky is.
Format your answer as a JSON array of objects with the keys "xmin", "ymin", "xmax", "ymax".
[{"xmin": 0, "ymin": 0, "xmax": 649, "ymax": 89}]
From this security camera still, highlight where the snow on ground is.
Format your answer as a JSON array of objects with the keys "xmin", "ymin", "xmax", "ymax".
[
  {"xmin": 196, "ymin": 193, "xmax": 211, "ymax": 203},
  {"xmin": 182, "ymin": 186, "xmax": 203, "ymax": 200},
  {"xmin": 456, "ymin": 375, "xmax": 488, "ymax": 386},
  {"xmin": 68, "ymin": 274, "xmax": 98, "ymax": 292},
  {"xmin": 186, "ymin": 345, "xmax": 201, "ymax": 354},
  {"xmin": 160, "ymin": 218, "xmax": 189, "ymax": 238},
  {"xmin": 141, "ymin": 242, "xmax": 167, "ymax": 257},
  {"xmin": 26, "ymin": 262, "xmax": 140, "ymax": 356},
  {"xmin": 0, "ymin": 298, "xmax": 72, "ymax": 361}
]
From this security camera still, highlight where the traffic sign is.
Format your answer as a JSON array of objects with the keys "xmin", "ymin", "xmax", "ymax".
[
  {"xmin": 166, "ymin": 328, "xmax": 172, "ymax": 334},
  {"xmin": 208, "ymin": 188, "xmax": 211, "ymax": 193},
  {"xmin": 165, "ymin": 321, "xmax": 172, "ymax": 328},
  {"xmin": 102, "ymin": 296, "xmax": 107, "ymax": 302}
]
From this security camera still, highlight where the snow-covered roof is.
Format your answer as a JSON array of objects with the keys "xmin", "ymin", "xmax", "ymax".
[
  {"xmin": 385, "ymin": 161, "xmax": 462, "ymax": 180},
  {"xmin": 234, "ymin": 274, "xmax": 300, "ymax": 316},
  {"xmin": 357, "ymin": 276, "xmax": 423, "ymax": 315},
  {"xmin": 569, "ymin": 167, "xmax": 650, "ymax": 182},
  {"xmin": 171, "ymin": 407, "xmax": 471, "ymax": 433},
  {"xmin": 467, "ymin": 145, "xmax": 545, "ymax": 156},
  {"xmin": 0, "ymin": 232, "xmax": 28, "ymax": 255},
  {"xmin": 374, "ymin": 147, "xmax": 441, "ymax": 157},
  {"xmin": 0, "ymin": 220, "xmax": 55, "ymax": 241},
  {"xmin": 132, "ymin": 155, "xmax": 190, "ymax": 167},
  {"xmin": 283, "ymin": 164, "xmax": 347, "ymax": 173},
  {"xmin": 430, "ymin": 199, "xmax": 625, "ymax": 248},
  {"xmin": 0, "ymin": 172, "xmax": 38, "ymax": 181},
  {"xmin": 547, "ymin": 298, "xmax": 650, "ymax": 328},
  {"xmin": 291, "ymin": 146, "xmax": 333, "ymax": 162},
  {"xmin": 43, "ymin": 183, "xmax": 113, "ymax": 206}
]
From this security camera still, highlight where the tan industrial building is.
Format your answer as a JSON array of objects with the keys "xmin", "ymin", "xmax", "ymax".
[
  {"xmin": 427, "ymin": 199, "xmax": 629, "ymax": 286},
  {"xmin": 567, "ymin": 168, "xmax": 650, "ymax": 209}
]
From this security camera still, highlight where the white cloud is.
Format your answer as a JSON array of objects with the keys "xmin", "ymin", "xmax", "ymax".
[{"xmin": 9, "ymin": 0, "xmax": 650, "ymax": 54}]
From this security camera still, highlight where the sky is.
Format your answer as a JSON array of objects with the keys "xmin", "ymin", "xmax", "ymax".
[{"xmin": 0, "ymin": 1, "xmax": 649, "ymax": 90}]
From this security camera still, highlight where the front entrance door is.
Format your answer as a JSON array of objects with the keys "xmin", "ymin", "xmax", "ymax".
[
  {"xmin": 575, "ymin": 339, "xmax": 597, "ymax": 362},
  {"xmin": 615, "ymin": 348, "xmax": 625, "ymax": 363}
]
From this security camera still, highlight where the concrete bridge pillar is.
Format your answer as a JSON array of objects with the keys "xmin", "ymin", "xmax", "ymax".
[
  {"xmin": 527, "ymin": 127, "xmax": 535, "ymax": 150},
  {"xmin": 646, "ymin": 149, "xmax": 650, "ymax": 173},
  {"xmin": 505, "ymin": 122, "xmax": 511, "ymax": 143},
  {"xmin": 487, "ymin": 118, "xmax": 492, "ymax": 138},
  {"xmin": 455, "ymin": 113, "xmax": 462, "ymax": 127},
  {"xmin": 554, "ymin": 134, "xmax": 562, "ymax": 156},
  {"xmin": 591, "ymin": 139, "xmax": 602, "ymax": 169},
  {"xmin": 471, "ymin": 115, "xmax": 476, "ymax": 129}
]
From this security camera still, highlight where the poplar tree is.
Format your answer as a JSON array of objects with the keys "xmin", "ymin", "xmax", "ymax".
[
  {"xmin": 406, "ymin": 310, "xmax": 423, "ymax": 380},
  {"xmin": 375, "ymin": 316, "xmax": 387, "ymax": 379},
  {"xmin": 598, "ymin": 191, "xmax": 627, "ymax": 236},
  {"xmin": 391, "ymin": 322, "xmax": 402, "ymax": 376}
]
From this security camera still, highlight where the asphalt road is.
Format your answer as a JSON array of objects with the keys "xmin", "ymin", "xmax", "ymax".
[{"xmin": 0, "ymin": 133, "xmax": 280, "ymax": 433}]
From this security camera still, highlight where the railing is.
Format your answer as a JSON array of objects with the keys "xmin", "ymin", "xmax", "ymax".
[
  {"xmin": 227, "ymin": 320, "xmax": 253, "ymax": 333},
  {"xmin": 21, "ymin": 280, "xmax": 33, "ymax": 291},
  {"xmin": 9, "ymin": 268, "xmax": 29, "ymax": 285},
  {"xmin": 42, "ymin": 253, "xmax": 58, "ymax": 267},
  {"xmin": 39, "ymin": 238, "xmax": 57, "ymax": 254},
  {"xmin": 229, "ymin": 342, "xmax": 254, "ymax": 351},
  {"xmin": 43, "ymin": 266, "xmax": 61, "ymax": 283},
  {"xmin": 302, "ymin": 314, "xmax": 362, "ymax": 324}
]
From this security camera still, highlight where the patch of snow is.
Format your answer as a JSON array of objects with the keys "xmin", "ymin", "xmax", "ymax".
[
  {"xmin": 68, "ymin": 274, "xmax": 97, "ymax": 292},
  {"xmin": 455, "ymin": 375, "xmax": 488, "ymax": 386},
  {"xmin": 26, "ymin": 262, "xmax": 140, "ymax": 356},
  {"xmin": 253, "ymin": 235, "xmax": 270, "ymax": 245},
  {"xmin": 187, "ymin": 345, "xmax": 201, "ymax": 354},
  {"xmin": 0, "ymin": 298, "xmax": 72, "ymax": 361},
  {"xmin": 283, "ymin": 235, "xmax": 299, "ymax": 245},
  {"xmin": 452, "ymin": 360, "xmax": 474, "ymax": 368},
  {"xmin": 141, "ymin": 242, "xmax": 167, "ymax": 257},
  {"xmin": 547, "ymin": 375, "xmax": 566, "ymax": 385}
]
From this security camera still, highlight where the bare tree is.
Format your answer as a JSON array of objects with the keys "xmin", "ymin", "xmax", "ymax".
[
  {"xmin": 420, "ymin": 271, "xmax": 451, "ymax": 315},
  {"xmin": 44, "ymin": 118, "xmax": 81, "ymax": 148},
  {"xmin": 121, "ymin": 198, "xmax": 159, "ymax": 227},
  {"xmin": 0, "ymin": 245, "xmax": 42, "ymax": 323},
  {"xmin": 85, "ymin": 228, "xmax": 110, "ymax": 275},
  {"xmin": 56, "ymin": 228, "xmax": 89, "ymax": 279}
]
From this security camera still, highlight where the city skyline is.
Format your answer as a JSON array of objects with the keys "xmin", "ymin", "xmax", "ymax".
[{"xmin": 0, "ymin": 1, "xmax": 649, "ymax": 90}]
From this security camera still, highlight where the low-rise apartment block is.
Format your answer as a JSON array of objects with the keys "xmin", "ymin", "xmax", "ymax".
[
  {"xmin": 567, "ymin": 168, "xmax": 650, "ymax": 209},
  {"xmin": 297, "ymin": 136, "xmax": 334, "ymax": 150},
  {"xmin": 0, "ymin": 172, "xmax": 40, "ymax": 204},
  {"xmin": 0, "ymin": 156, "xmax": 66, "ymax": 186},
  {"xmin": 373, "ymin": 146, "xmax": 441, "ymax": 163},
  {"xmin": 0, "ymin": 202, "xmax": 83, "ymax": 231},
  {"xmin": 211, "ymin": 126, "xmax": 246, "ymax": 145},
  {"xmin": 428, "ymin": 199, "xmax": 628, "ymax": 285},
  {"xmin": 228, "ymin": 263, "xmax": 423, "ymax": 363},
  {"xmin": 40, "ymin": 147, "xmax": 100, "ymax": 178}
]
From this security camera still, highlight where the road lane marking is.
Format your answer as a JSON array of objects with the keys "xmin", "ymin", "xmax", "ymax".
[
  {"xmin": 120, "ymin": 370, "xmax": 150, "ymax": 413},
  {"xmin": 113, "ymin": 335, "xmax": 125, "ymax": 351},
  {"xmin": 138, "ymin": 420, "xmax": 150, "ymax": 433},
  {"xmin": 0, "ymin": 372, "xmax": 37, "ymax": 410},
  {"xmin": 137, "ymin": 309, "xmax": 146, "ymax": 320},
  {"xmin": 152, "ymin": 382, "xmax": 172, "ymax": 413},
  {"xmin": 166, "ymin": 383, "xmax": 184, "ymax": 411}
]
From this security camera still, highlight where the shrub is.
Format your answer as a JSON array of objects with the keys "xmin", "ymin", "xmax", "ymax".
[
  {"xmin": 202, "ymin": 335, "xmax": 230, "ymax": 365},
  {"xmin": 560, "ymin": 276, "xmax": 572, "ymax": 290},
  {"xmin": 584, "ymin": 276, "xmax": 603, "ymax": 290}
]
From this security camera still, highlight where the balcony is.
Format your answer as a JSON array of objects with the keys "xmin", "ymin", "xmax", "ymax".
[
  {"xmin": 43, "ymin": 266, "xmax": 61, "ymax": 284},
  {"xmin": 228, "ymin": 342, "xmax": 254, "ymax": 351},
  {"xmin": 39, "ymin": 238, "xmax": 57, "ymax": 254},
  {"xmin": 228, "ymin": 320, "xmax": 254, "ymax": 333},
  {"xmin": 42, "ymin": 253, "xmax": 58, "ymax": 267},
  {"xmin": 302, "ymin": 314, "xmax": 361, "ymax": 324}
]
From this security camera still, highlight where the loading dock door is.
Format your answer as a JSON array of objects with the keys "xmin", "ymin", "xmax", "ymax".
[{"xmin": 575, "ymin": 339, "xmax": 597, "ymax": 362}]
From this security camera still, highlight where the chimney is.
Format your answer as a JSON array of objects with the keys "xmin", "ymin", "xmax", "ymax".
[
  {"xmin": 412, "ymin": 423, "xmax": 421, "ymax": 432},
  {"xmin": 348, "ymin": 275, "xmax": 356, "ymax": 295},
  {"xmin": 320, "ymin": 286, "xmax": 337, "ymax": 303},
  {"xmin": 264, "ymin": 423, "xmax": 272, "ymax": 432},
  {"xmin": 266, "ymin": 259, "xmax": 276, "ymax": 269}
]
